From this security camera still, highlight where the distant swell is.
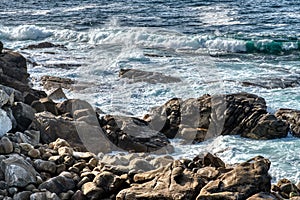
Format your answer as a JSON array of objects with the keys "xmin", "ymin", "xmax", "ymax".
[{"xmin": 0, "ymin": 25, "xmax": 52, "ymax": 40}]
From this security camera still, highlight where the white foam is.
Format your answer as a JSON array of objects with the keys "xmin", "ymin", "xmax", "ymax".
[{"xmin": 0, "ymin": 25, "xmax": 52, "ymax": 40}]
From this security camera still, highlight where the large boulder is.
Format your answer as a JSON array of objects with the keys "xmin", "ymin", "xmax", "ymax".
[
  {"xmin": 275, "ymin": 108, "xmax": 300, "ymax": 137},
  {"xmin": 1, "ymin": 154, "xmax": 38, "ymax": 187},
  {"xmin": 197, "ymin": 156, "xmax": 271, "ymax": 200},
  {"xmin": 0, "ymin": 51, "xmax": 30, "ymax": 92},
  {"xmin": 11, "ymin": 102, "xmax": 36, "ymax": 132},
  {"xmin": 99, "ymin": 115, "xmax": 172, "ymax": 153},
  {"xmin": 30, "ymin": 111, "xmax": 112, "ymax": 153},
  {"xmin": 116, "ymin": 160, "xmax": 206, "ymax": 200},
  {"xmin": 148, "ymin": 92, "xmax": 288, "ymax": 142}
]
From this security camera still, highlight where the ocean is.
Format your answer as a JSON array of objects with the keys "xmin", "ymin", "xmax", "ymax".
[{"xmin": 1, "ymin": 0, "xmax": 300, "ymax": 183}]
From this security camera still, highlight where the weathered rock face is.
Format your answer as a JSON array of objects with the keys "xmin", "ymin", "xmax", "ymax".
[
  {"xmin": 148, "ymin": 92, "xmax": 288, "ymax": 142},
  {"xmin": 197, "ymin": 156, "xmax": 271, "ymax": 200},
  {"xmin": 0, "ymin": 51, "xmax": 29, "ymax": 92},
  {"xmin": 1, "ymin": 154, "xmax": 38, "ymax": 187},
  {"xmin": 119, "ymin": 68, "xmax": 181, "ymax": 84},
  {"xmin": 99, "ymin": 115, "xmax": 172, "ymax": 153},
  {"xmin": 117, "ymin": 160, "xmax": 206, "ymax": 200},
  {"xmin": 117, "ymin": 154, "xmax": 272, "ymax": 200},
  {"xmin": 38, "ymin": 174, "xmax": 76, "ymax": 194},
  {"xmin": 22, "ymin": 42, "xmax": 66, "ymax": 50},
  {"xmin": 41, "ymin": 75, "xmax": 75, "ymax": 90},
  {"xmin": 275, "ymin": 108, "xmax": 300, "ymax": 137},
  {"xmin": 11, "ymin": 102, "xmax": 35, "ymax": 132}
]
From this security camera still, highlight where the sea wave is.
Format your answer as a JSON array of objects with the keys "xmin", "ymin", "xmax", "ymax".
[{"xmin": 0, "ymin": 25, "xmax": 52, "ymax": 41}]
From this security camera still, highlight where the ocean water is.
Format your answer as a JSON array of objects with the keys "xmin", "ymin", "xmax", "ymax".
[{"xmin": 1, "ymin": 0, "xmax": 300, "ymax": 183}]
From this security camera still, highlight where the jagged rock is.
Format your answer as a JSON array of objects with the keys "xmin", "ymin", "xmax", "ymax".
[
  {"xmin": 0, "ymin": 109, "xmax": 12, "ymax": 137},
  {"xmin": 29, "ymin": 191, "xmax": 61, "ymax": 200},
  {"xmin": 81, "ymin": 182, "xmax": 104, "ymax": 198},
  {"xmin": 197, "ymin": 156, "xmax": 271, "ymax": 200},
  {"xmin": 0, "ymin": 137, "xmax": 13, "ymax": 154},
  {"xmin": 22, "ymin": 42, "xmax": 66, "ymax": 50},
  {"xmin": 1, "ymin": 154, "xmax": 37, "ymax": 187},
  {"xmin": 148, "ymin": 92, "xmax": 288, "ymax": 141},
  {"xmin": 48, "ymin": 88, "xmax": 67, "ymax": 101},
  {"xmin": 119, "ymin": 68, "xmax": 181, "ymax": 84},
  {"xmin": 56, "ymin": 99, "xmax": 93, "ymax": 117},
  {"xmin": 117, "ymin": 160, "xmax": 205, "ymax": 199},
  {"xmin": 0, "ymin": 51, "xmax": 29, "ymax": 92},
  {"xmin": 15, "ymin": 130, "xmax": 40, "ymax": 146},
  {"xmin": 30, "ymin": 111, "xmax": 112, "ymax": 153},
  {"xmin": 11, "ymin": 102, "xmax": 35, "ymax": 132},
  {"xmin": 41, "ymin": 75, "xmax": 74, "ymax": 90},
  {"xmin": 275, "ymin": 108, "xmax": 300, "ymax": 137},
  {"xmin": 0, "ymin": 90, "xmax": 11, "ymax": 107},
  {"xmin": 0, "ymin": 41, "xmax": 3, "ymax": 53},
  {"xmin": 99, "ymin": 115, "xmax": 172, "ymax": 153},
  {"xmin": 38, "ymin": 175, "xmax": 75, "ymax": 195},
  {"xmin": 31, "ymin": 97, "xmax": 58, "ymax": 115}
]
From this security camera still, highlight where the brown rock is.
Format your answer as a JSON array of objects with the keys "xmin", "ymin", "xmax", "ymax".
[
  {"xmin": 117, "ymin": 160, "xmax": 205, "ymax": 200},
  {"xmin": 41, "ymin": 75, "xmax": 74, "ymax": 90},
  {"xmin": 0, "ymin": 137, "xmax": 13, "ymax": 154},
  {"xmin": 119, "ymin": 68, "xmax": 181, "ymax": 84},
  {"xmin": 197, "ymin": 156, "xmax": 271, "ymax": 200},
  {"xmin": 246, "ymin": 192, "xmax": 277, "ymax": 200},
  {"xmin": 275, "ymin": 108, "xmax": 300, "ymax": 137}
]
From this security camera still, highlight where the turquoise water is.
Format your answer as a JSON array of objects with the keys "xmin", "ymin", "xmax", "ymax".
[{"xmin": 1, "ymin": 0, "xmax": 300, "ymax": 183}]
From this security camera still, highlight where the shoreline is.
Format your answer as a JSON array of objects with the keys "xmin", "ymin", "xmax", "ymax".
[{"xmin": 1, "ymin": 45, "xmax": 300, "ymax": 199}]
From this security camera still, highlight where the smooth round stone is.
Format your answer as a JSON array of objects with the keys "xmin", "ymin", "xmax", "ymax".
[{"xmin": 28, "ymin": 149, "xmax": 41, "ymax": 158}]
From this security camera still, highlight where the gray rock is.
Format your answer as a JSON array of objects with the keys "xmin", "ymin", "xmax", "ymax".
[
  {"xmin": 13, "ymin": 191, "xmax": 32, "ymax": 200},
  {"xmin": 1, "ymin": 154, "xmax": 37, "ymax": 187},
  {"xmin": 0, "ymin": 109, "xmax": 12, "ymax": 137},
  {"xmin": 30, "ymin": 191, "xmax": 61, "ymax": 200},
  {"xmin": 11, "ymin": 102, "xmax": 35, "ymax": 132},
  {"xmin": 38, "ymin": 175, "xmax": 75, "ymax": 195},
  {"xmin": 0, "ymin": 136, "xmax": 14, "ymax": 154},
  {"xmin": 0, "ymin": 90, "xmax": 10, "ymax": 107},
  {"xmin": 34, "ymin": 159, "xmax": 56, "ymax": 174}
]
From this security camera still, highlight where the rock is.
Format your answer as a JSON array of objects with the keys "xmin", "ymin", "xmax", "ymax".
[
  {"xmin": 41, "ymin": 75, "xmax": 74, "ymax": 90},
  {"xmin": 48, "ymin": 88, "xmax": 67, "ymax": 101},
  {"xmin": 274, "ymin": 178, "xmax": 300, "ymax": 199},
  {"xmin": 0, "ymin": 109, "xmax": 12, "ymax": 137},
  {"xmin": 93, "ymin": 171, "xmax": 128, "ymax": 195},
  {"xmin": 31, "ymin": 111, "xmax": 113, "ymax": 153},
  {"xmin": 246, "ymin": 192, "xmax": 277, "ymax": 200},
  {"xmin": 0, "ymin": 41, "xmax": 3, "ymax": 53},
  {"xmin": 203, "ymin": 152, "xmax": 225, "ymax": 168},
  {"xmin": 11, "ymin": 102, "xmax": 35, "ymax": 132},
  {"xmin": 148, "ymin": 92, "xmax": 288, "ymax": 141},
  {"xmin": 0, "ymin": 51, "xmax": 30, "ymax": 92},
  {"xmin": 34, "ymin": 159, "xmax": 56, "ymax": 174},
  {"xmin": 0, "ymin": 137, "xmax": 14, "ymax": 154},
  {"xmin": 275, "ymin": 108, "xmax": 300, "ymax": 137},
  {"xmin": 0, "ymin": 89, "xmax": 11, "ymax": 107},
  {"xmin": 16, "ymin": 130, "xmax": 40, "ymax": 146},
  {"xmin": 82, "ymin": 182, "xmax": 104, "ymax": 199},
  {"xmin": 38, "ymin": 175, "xmax": 76, "ymax": 195},
  {"xmin": 129, "ymin": 158, "xmax": 155, "ymax": 172},
  {"xmin": 56, "ymin": 99, "xmax": 93, "ymax": 117},
  {"xmin": 31, "ymin": 98, "xmax": 58, "ymax": 115},
  {"xmin": 29, "ymin": 191, "xmax": 61, "ymax": 200},
  {"xmin": 13, "ymin": 191, "xmax": 32, "ymax": 200},
  {"xmin": 23, "ymin": 89, "xmax": 47, "ymax": 105},
  {"xmin": 22, "ymin": 42, "xmax": 66, "ymax": 50},
  {"xmin": 0, "ymin": 85, "xmax": 20, "ymax": 104},
  {"xmin": 99, "ymin": 115, "xmax": 172, "ymax": 153},
  {"xmin": 1, "ymin": 154, "xmax": 37, "ymax": 187},
  {"xmin": 117, "ymin": 160, "xmax": 205, "ymax": 199},
  {"xmin": 241, "ymin": 113, "xmax": 289, "ymax": 139},
  {"xmin": 119, "ymin": 68, "xmax": 181, "ymax": 84},
  {"xmin": 197, "ymin": 156, "xmax": 271, "ymax": 200}
]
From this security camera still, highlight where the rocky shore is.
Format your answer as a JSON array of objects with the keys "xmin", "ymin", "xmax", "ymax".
[{"xmin": 1, "ymin": 43, "xmax": 300, "ymax": 199}]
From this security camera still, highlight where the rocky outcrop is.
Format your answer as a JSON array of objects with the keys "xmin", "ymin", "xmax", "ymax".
[
  {"xmin": 275, "ymin": 108, "xmax": 300, "ymax": 137},
  {"xmin": 41, "ymin": 75, "xmax": 75, "ymax": 90},
  {"xmin": 119, "ymin": 68, "xmax": 181, "ymax": 84},
  {"xmin": 99, "ymin": 115, "xmax": 173, "ymax": 153},
  {"xmin": 116, "ymin": 154, "xmax": 272, "ymax": 200},
  {"xmin": 21, "ymin": 42, "xmax": 66, "ymax": 50},
  {"xmin": 147, "ymin": 92, "xmax": 288, "ymax": 142}
]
